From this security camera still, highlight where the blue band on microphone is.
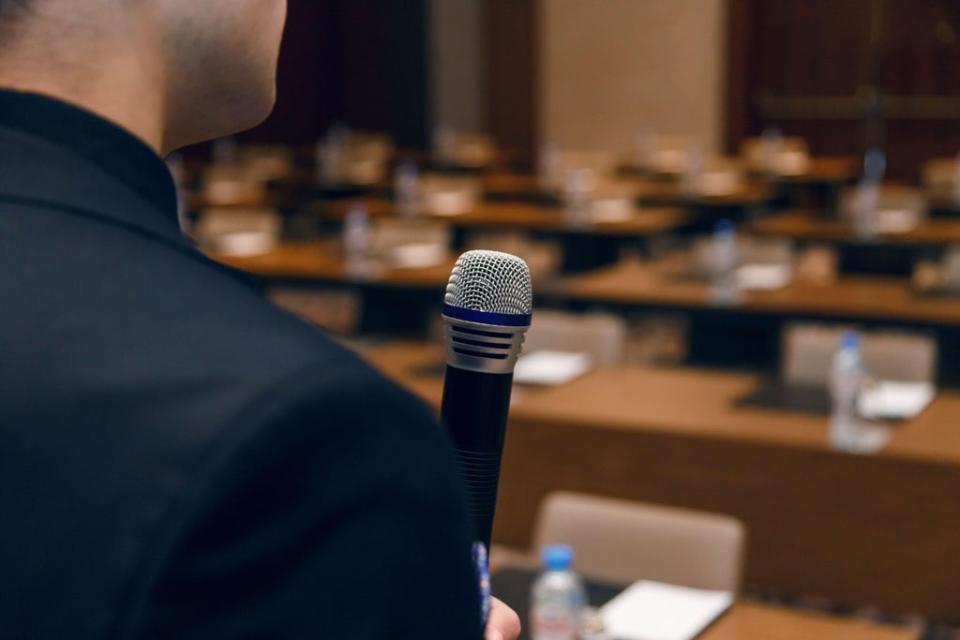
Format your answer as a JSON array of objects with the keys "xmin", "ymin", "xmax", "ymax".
[{"xmin": 443, "ymin": 303, "xmax": 532, "ymax": 328}]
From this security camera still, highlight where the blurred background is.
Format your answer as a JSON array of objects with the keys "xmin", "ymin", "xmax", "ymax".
[{"xmin": 173, "ymin": 1, "xmax": 960, "ymax": 638}]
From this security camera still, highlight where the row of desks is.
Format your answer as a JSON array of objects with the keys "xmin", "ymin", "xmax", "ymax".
[
  {"xmin": 216, "ymin": 242, "xmax": 960, "ymax": 328},
  {"xmin": 362, "ymin": 341, "xmax": 960, "ymax": 623},
  {"xmin": 213, "ymin": 242, "xmax": 960, "ymax": 380},
  {"xmin": 496, "ymin": 568, "xmax": 916, "ymax": 640},
  {"xmin": 195, "ymin": 187, "xmax": 960, "ymax": 278},
  {"xmin": 190, "ymin": 154, "xmax": 861, "ymax": 221}
]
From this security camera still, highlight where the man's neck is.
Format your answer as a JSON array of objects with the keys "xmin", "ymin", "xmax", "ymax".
[{"xmin": 0, "ymin": 29, "xmax": 168, "ymax": 155}]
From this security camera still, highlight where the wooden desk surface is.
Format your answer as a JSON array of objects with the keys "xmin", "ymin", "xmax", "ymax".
[
  {"xmin": 617, "ymin": 156, "xmax": 857, "ymax": 186},
  {"xmin": 361, "ymin": 341, "xmax": 960, "ymax": 465},
  {"xmin": 750, "ymin": 210, "xmax": 960, "ymax": 245},
  {"xmin": 704, "ymin": 603, "xmax": 915, "ymax": 640},
  {"xmin": 636, "ymin": 180, "xmax": 774, "ymax": 207},
  {"xmin": 321, "ymin": 198, "xmax": 691, "ymax": 237},
  {"xmin": 361, "ymin": 341, "xmax": 960, "ymax": 619},
  {"xmin": 209, "ymin": 240, "xmax": 452, "ymax": 288},
  {"xmin": 926, "ymin": 188, "xmax": 960, "ymax": 213},
  {"xmin": 777, "ymin": 156, "xmax": 859, "ymax": 185},
  {"xmin": 482, "ymin": 173, "xmax": 775, "ymax": 208},
  {"xmin": 550, "ymin": 259, "xmax": 960, "ymax": 327}
]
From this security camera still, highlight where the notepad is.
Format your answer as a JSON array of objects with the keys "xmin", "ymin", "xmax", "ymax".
[
  {"xmin": 386, "ymin": 243, "xmax": 447, "ymax": 268},
  {"xmin": 513, "ymin": 350, "xmax": 593, "ymax": 386},
  {"xmin": 600, "ymin": 581, "xmax": 734, "ymax": 640},
  {"xmin": 735, "ymin": 263, "xmax": 791, "ymax": 291},
  {"xmin": 858, "ymin": 381, "xmax": 935, "ymax": 420}
]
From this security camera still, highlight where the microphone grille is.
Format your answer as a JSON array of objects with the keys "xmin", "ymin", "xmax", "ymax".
[{"xmin": 444, "ymin": 250, "xmax": 533, "ymax": 315}]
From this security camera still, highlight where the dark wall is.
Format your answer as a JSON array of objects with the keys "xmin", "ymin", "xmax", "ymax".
[
  {"xmin": 727, "ymin": 0, "xmax": 960, "ymax": 180},
  {"xmin": 244, "ymin": 0, "xmax": 431, "ymax": 148},
  {"xmin": 484, "ymin": 0, "xmax": 540, "ymax": 171}
]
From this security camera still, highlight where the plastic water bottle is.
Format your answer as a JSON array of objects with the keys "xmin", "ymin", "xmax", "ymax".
[
  {"xmin": 342, "ymin": 203, "xmax": 372, "ymax": 277},
  {"xmin": 538, "ymin": 141, "xmax": 561, "ymax": 190},
  {"xmin": 682, "ymin": 143, "xmax": 704, "ymax": 195},
  {"xmin": 709, "ymin": 220, "xmax": 740, "ymax": 305},
  {"xmin": 563, "ymin": 168, "xmax": 594, "ymax": 228},
  {"xmin": 433, "ymin": 124, "xmax": 455, "ymax": 163},
  {"xmin": 760, "ymin": 126, "xmax": 783, "ymax": 175},
  {"xmin": 316, "ymin": 123, "xmax": 350, "ymax": 185},
  {"xmin": 394, "ymin": 160, "xmax": 421, "ymax": 218},
  {"xmin": 634, "ymin": 128, "xmax": 654, "ymax": 172},
  {"xmin": 829, "ymin": 330, "xmax": 867, "ymax": 452},
  {"xmin": 530, "ymin": 545, "xmax": 587, "ymax": 640}
]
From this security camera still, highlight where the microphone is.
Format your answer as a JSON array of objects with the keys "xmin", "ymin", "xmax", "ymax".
[{"xmin": 440, "ymin": 250, "xmax": 533, "ymax": 550}]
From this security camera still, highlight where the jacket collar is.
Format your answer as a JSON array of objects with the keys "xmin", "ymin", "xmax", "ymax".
[{"xmin": 0, "ymin": 123, "xmax": 191, "ymax": 250}]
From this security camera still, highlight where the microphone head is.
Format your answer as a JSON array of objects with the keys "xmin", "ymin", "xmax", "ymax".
[
  {"xmin": 444, "ymin": 250, "xmax": 533, "ymax": 315},
  {"xmin": 442, "ymin": 250, "xmax": 532, "ymax": 374}
]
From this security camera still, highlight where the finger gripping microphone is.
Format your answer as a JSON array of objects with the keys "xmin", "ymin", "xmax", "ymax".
[{"xmin": 441, "ymin": 250, "xmax": 533, "ymax": 550}]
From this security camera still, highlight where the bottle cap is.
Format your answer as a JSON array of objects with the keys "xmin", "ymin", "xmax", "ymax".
[
  {"xmin": 715, "ymin": 219, "xmax": 735, "ymax": 235},
  {"xmin": 840, "ymin": 330, "xmax": 860, "ymax": 350},
  {"xmin": 541, "ymin": 544, "xmax": 574, "ymax": 571}
]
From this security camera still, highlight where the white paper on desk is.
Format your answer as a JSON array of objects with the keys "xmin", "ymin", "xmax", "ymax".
[
  {"xmin": 386, "ymin": 243, "xmax": 447, "ymax": 268},
  {"xmin": 872, "ymin": 209, "xmax": 919, "ymax": 234},
  {"xmin": 600, "ymin": 581, "xmax": 734, "ymax": 640},
  {"xmin": 735, "ymin": 263, "xmax": 792, "ymax": 291},
  {"xmin": 859, "ymin": 381, "xmax": 935, "ymax": 420},
  {"xmin": 590, "ymin": 198, "xmax": 634, "ymax": 223},
  {"xmin": 513, "ymin": 350, "xmax": 593, "ymax": 386}
]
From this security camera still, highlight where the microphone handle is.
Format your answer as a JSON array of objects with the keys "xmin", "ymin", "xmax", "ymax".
[{"xmin": 440, "ymin": 364, "xmax": 515, "ymax": 549}]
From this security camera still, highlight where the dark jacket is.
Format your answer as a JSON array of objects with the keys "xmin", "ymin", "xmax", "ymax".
[{"xmin": 0, "ymin": 90, "xmax": 481, "ymax": 639}]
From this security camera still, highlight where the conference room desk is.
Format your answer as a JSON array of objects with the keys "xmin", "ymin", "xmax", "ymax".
[
  {"xmin": 481, "ymin": 172, "xmax": 775, "ymax": 223},
  {"xmin": 318, "ymin": 198, "xmax": 691, "ymax": 272},
  {"xmin": 778, "ymin": 156, "xmax": 859, "ymax": 186},
  {"xmin": 319, "ymin": 198, "xmax": 688, "ymax": 236},
  {"xmin": 544, "ymin": 259, "xmax": 960, "ymax": 383},
  {"xmin": 211, "ymin": 239, "xmax": 452, "ymax": 287},
  {"xmin": 494, "ymin": 568, "xmax": 917, "ymax": 640},
  {"xmin": 618, "ymin": 156, "xmax": 857, "ymax": 187},
  {"xmin": 181, "ymin": 187, "xmax": 283, "ymax": 213},
  {"xmin": 771, "ymin": 156, "xmax": 859, "ymax": 211},
  {"xmin": 926, "ymin": 189, "xmax": 960, "ymax": 218},
  {"xmin": 749, "ymin": 210, "xmax": 960, "ymax": 275},
  {"xmin": 210, "ymin": 240, "xmax": 452, "ymax": 333},
  {"xmin": 360, "ymin": 340, "xmax": 960, "ymax": 622}
]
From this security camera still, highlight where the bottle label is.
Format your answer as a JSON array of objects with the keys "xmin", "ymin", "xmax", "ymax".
[{"xmin": 531, "ymin": 604, "xmax": 578, "ymax": 640}]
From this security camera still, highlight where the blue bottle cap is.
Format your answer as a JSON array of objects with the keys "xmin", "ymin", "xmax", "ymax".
[
  {"xmin": 541, "ymin": 544, "xmax": 574, "ymax": 571},
  {"xmin": 715, "ymin": 219, "xmax": 735, "ymax": 235},
  {"xmin": 840, "ymin": 330, "xmax": 860, "ymax": 350}
]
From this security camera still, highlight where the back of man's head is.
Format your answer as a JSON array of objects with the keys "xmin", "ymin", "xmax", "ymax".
[{"xmin": 0, "ymin": 0, "xmax": 288, "ymax": 154}]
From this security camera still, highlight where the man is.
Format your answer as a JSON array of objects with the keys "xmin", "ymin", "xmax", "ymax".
[{"xmin": 0, "ymin": 1, "xmax": 520, "ymax": 638}]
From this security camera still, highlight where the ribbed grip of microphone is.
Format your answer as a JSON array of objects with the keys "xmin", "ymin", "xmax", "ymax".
[{"xmin": 441, "ymin": 251, "xmax": 532, "ymax": 549}]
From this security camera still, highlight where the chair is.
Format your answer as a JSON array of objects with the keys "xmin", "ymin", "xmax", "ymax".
[
  {"xmin": 522, "ymin": 310, "xmax": 627, "ymax": 366},
  {"xmin": 530, "ymin": 492, "xmax": 745, "ymax": 591},
  {"xmin": 782, "ymin": 323, "xmax": 937, "ymax": 386}
]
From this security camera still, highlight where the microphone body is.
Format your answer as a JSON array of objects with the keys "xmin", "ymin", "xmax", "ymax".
[
  {"xmin": 441, "ymin": 306, "xmax": 529, "ymax": 548},
  {"xmin": 439, "ymin": 251, "xmax": 533, "ymax": 550}
]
